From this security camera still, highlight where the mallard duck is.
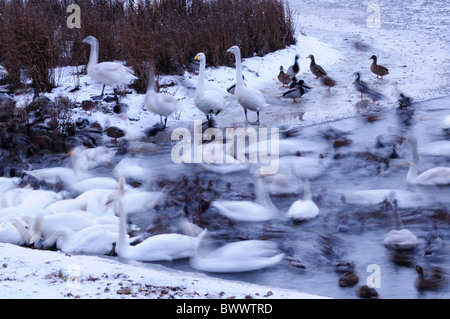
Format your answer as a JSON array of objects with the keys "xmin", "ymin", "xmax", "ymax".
[
  {"xmin": 281, "ymin": 78, "xmax": 311, "ymax": 103},
  {"xmin": 113, "ymin": 96, "xmax": 129, "ymax": 120},
  {"xmin": 81, "ymin": 100, "xmax": 96, "ymax": 115},
  {"xmin": 415, "ymin": 265, "xmax": 447, "ymax": 291},
  {"xmin": 338, "ymin": 264, "xmax": 359, "ymax": 287},
  {"xmin": 226, "ymin": 45, "xmax": 269, "ymax": 125},
  {"xmin": 286, "ymin": 54, "xmax": 300, "ymax": 78},
  {"xmin": 83, "ymin": 36, "xmax": 137, "ymax": 100},
  {"xmin": 357, "ymin": 285, "xmax": 379, "ymax": 299},
  {"xmin": 353, "ymin": 72, "xmax": 384, "ymax": 102},
  {"xmin": 320, "ymin": 75, "xmax": 336, "ymax": 91},
  {"xmin": 193, "ymin": 53, "xmax": 225, "ymax": 122},
  {"xmin": 105, "ymin": 126, "xmax": 125, "ymax": 144},
  {"xmin": 307, "ymin": 54, "xmax": 327, "ymax": 78},
  {"xmin": 277, "ymin": 66, "xmax": 291, "ymax": 87},
  {"xmin": 369, "ymin": 55, "xmax": 389, "ymax": 79}
]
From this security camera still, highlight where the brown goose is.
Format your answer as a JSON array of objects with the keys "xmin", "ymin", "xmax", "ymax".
[
  {"xmin": 370, "ymin": 55, "xmax": 389, "ymax": 79},
  {"xmin": 415, "ymin": 265, "xmax": 447, "ymax": 291},
  {"xmin": 277, "ymin": 66, "xmax": 291, "ymax": 87},
  {"xmin": 307, "ymin": 54, "xmax": 327, "ymax": 79}
]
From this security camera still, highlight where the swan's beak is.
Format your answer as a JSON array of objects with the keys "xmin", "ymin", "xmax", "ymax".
[
  {"xmin": 194, "ymin": 55, "xmax": 199, "ymax": 61},
  {"xmin": 66, "ymin": 149, "xmax": 73, "ymax": 158}
]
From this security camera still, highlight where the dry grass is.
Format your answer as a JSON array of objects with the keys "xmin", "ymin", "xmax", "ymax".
[{"xmin": 0, "ymin": 0, "xmax": 296, "ymax": 93}]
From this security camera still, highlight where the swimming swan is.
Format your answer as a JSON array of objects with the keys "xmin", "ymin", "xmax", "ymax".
[
  {"xmin": 189, "ymin": 239, "xmax": 284, "ymax": 273},
  {"xmin": 383, "ymin": 193, "xmax": 418, "ymax": 251},
  {"xmin": 193, "ymin": 53, "xmax": 225, "ymax": 122},
  {"xmin": 405, "ymin": 137, "xmax": 450, "ymax": 186},
  {"xmin": 83, "ymin": 36, "xmax": 137, "ymax": 99},
  {"xmin": 226, "ymin": 46, "xmax": 269, "ymax": 125},
  {"xmin": 114, "ymin": 176, "xmax": 206, "ymax": 261},
  {"xmin": 211, "ymin": 173, "xmax": 278, "ymax": 222},
  {"xmin": 287, "ymin": 179, "xmax": 319, "ymax": 221}
]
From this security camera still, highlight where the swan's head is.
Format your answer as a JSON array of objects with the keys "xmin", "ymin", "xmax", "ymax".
[
  {"xmin": 83, "ymin": 35, "xmax": 98, "ymax": 46},
  {"xmin": 226, "ymin": 46, "xmax": 240, "ymax": 55},
  {"xmin": 194, "ymin": 53, "xmax": 206, "ymax": 62}
]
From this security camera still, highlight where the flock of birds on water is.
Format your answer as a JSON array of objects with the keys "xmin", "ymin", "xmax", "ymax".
[{"xmin": 0, "ymin": 35, "xmax": 449, "ymax": 299}]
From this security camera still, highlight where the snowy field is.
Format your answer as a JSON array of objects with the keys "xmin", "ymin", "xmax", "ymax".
[{"xmin": 1, "ymin": 0, "xmax": 449, "ymax": 300}]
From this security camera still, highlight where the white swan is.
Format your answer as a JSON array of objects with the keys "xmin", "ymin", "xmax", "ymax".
[
  {"xmin": 384, "ymin": 193, "xmax": 418, "ymax": 251},
  {"xmin": 145, "ymin": 67, "xmax": 179, "ymax": 128},
  {"xmin": 193, "ymin": 53, "xmax": 226, "ymax": 121},
  {"xmin": 211, "ymin": 173, "xmax": 278, "ymax": 222},
  {"xmin": 287, "ymin": 179, "xmax": 319, "ymax": 221},
  {"xmin": 405, "ymin": 138, "xmax": 450, "ymax": 186},
  {"xmin": 189, "ymin": 239, "xmax": 284, "ymax": 273},
  {"xmin": 0, "ymin": 217, "xmax": 31, "ymax": 245},
  {"xmin": 226, "ymin": 45, "xmax": 268, "ymax": 125},
  {"xmin": 83, "ymin": 36, "xmax": 137, "ymax": 99},
  {"xmin": 113, "ymin": 157, "xmax": 156, "ymax": 184},
  {"xmin": 42, "ymin": 224, "xmax": 120, "ymax": 255},
  {"xmin": 114, "ymin": 176, "xmax": 205, "ymax": 261}
]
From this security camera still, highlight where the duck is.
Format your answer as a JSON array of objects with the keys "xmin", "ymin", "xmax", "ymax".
[
  {"xmin": 320, "ymin": 75, "xmax": 336, "ymax": 91},
  {"xmin": 286, "ymin": 54, "xmax": 300, "ymax": 78},
  {"xmin": 369, "ymin": 55, "xmax": 389, "ymax": 79},
  {"xmin": 306, "ymin": 54, "xmax": 327, "ymax": 78},
  {"xmin": 338, "ymin": 264, "xmax": 360, "ymax": 287},
  {"xmin": 383, "ymin": 193, "xmax": 418, "ymax": 251},
  {"xmin": 187, "ymin": 57, "xmax": 200, "ymax": 75},
  {"xmin": 105, "ymin": 126, "xmax": 125, "ymax": 143},
  {"xmin": 211, "ymin": 173, "xmax": 278, "ymax": 222},
  {"xmin": 281, "ymin": 78, "xmax": 311, "ymax": 103},
  {"xmin": 113, "ymin": 96, "xmax": 129, "ymax": 120},
  {"xmin": 145, "ymin": 67, "xmax": 179, "ymax": 129},
  {"xmin": 226, "ymin": 45, "xmax": 269, "ymax": 125},
  {"xmin": 193, "ymin": 53, "xmax": 225, "ymax": 123},
  {"xmin": 277, "ymin": 66, "xmax": 291, "ymax": 87},
  {"xmin": 357, "ymin": 285, "xmax": 379, "ymax": 299},
  {"xmin": 81, "ymin": 100, "xmax": 97, "ymax": 115},
  {"xmin": 415, "ymin": 265, "xmax": 447, "ymax": 291},
  {"xmin": 405, "ymin": 137, "xmax": 450, "ymax": 186},
  {"xmin": 353, "ymin": 72, "xmax": 384, "ymax": 102},
  {"xmin": 189, "ymin": 239, "xmax": 284, "ymax": 273},
  {"xmin": 226, "ymin": 75, "xmax": 245, "ymax": 95},
  {"xmin": 287, "ymin": 179, "xmax": 319, "ymax": 222},
  {"xmin": 113, "ymin": 176, "xmax": 205, "ymax": 262},
  {"xmin": 82, "ymin": 36, "xmax": 137, "ymax": 100}
]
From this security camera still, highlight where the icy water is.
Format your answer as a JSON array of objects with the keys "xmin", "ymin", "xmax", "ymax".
[{"xmin": 115, "ymin": 95, "xmax": 449, "ymax": 299}]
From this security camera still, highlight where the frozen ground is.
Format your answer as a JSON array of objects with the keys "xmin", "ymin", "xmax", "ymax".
[{"xmin": 1, "ymin": 0, "xmax": 449, "ymax": 299}]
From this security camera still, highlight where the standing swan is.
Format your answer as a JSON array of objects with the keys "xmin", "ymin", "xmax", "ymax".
[
  {"xmin": 83, "ymin": 36, "xmax": 137, "ymax": 100},
  {"xmin": 114, "ymin": 176, "xmax": 206, "ymax": 261},
  {"xmin": 145, "ymin": 66, "xmax": 179, "ymax": 129},
  {"xmin": 226, "ymin": 46, "xmax": 269, "ymax": 125},
  {"xmin": 193, "ymin": 53, "xmax": 226, "ymax": 124}
]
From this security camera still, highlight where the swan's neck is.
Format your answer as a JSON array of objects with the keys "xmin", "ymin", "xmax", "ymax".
[
  {"xmin": 392, "ymin": 202, "xmax": 403, "ymax": 230},
  {"xmin": 87, "ymin": 42, "xmax": 99, "ymax": 72},
  {"xmin": 46, "ymin": 229, "xmax": 69, "ymax": 248},
  {"xmin": 255, "ymin": 176, "xmax": 276, "ymax": 212},
  {"xmin": 302, "ymin": 179, "xmax": 312, "ymax": 201},
  {"xmin": 116, "ymin": 194, "xmax": 129, "ymax": 256},
  {"xmin": 406, "ymin": 138, "xmax": 420, "ymax": 183},
  {"xmin": 10, "ymin": 219, "xmax": 31, "ymax": 243},
  {"xmin": 195, "ymin": 59, "xmax": 206, "ymax": 97},
  {"xmin": 233, "ymin": 51, "xmax": 245, "ymax": 89}
]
